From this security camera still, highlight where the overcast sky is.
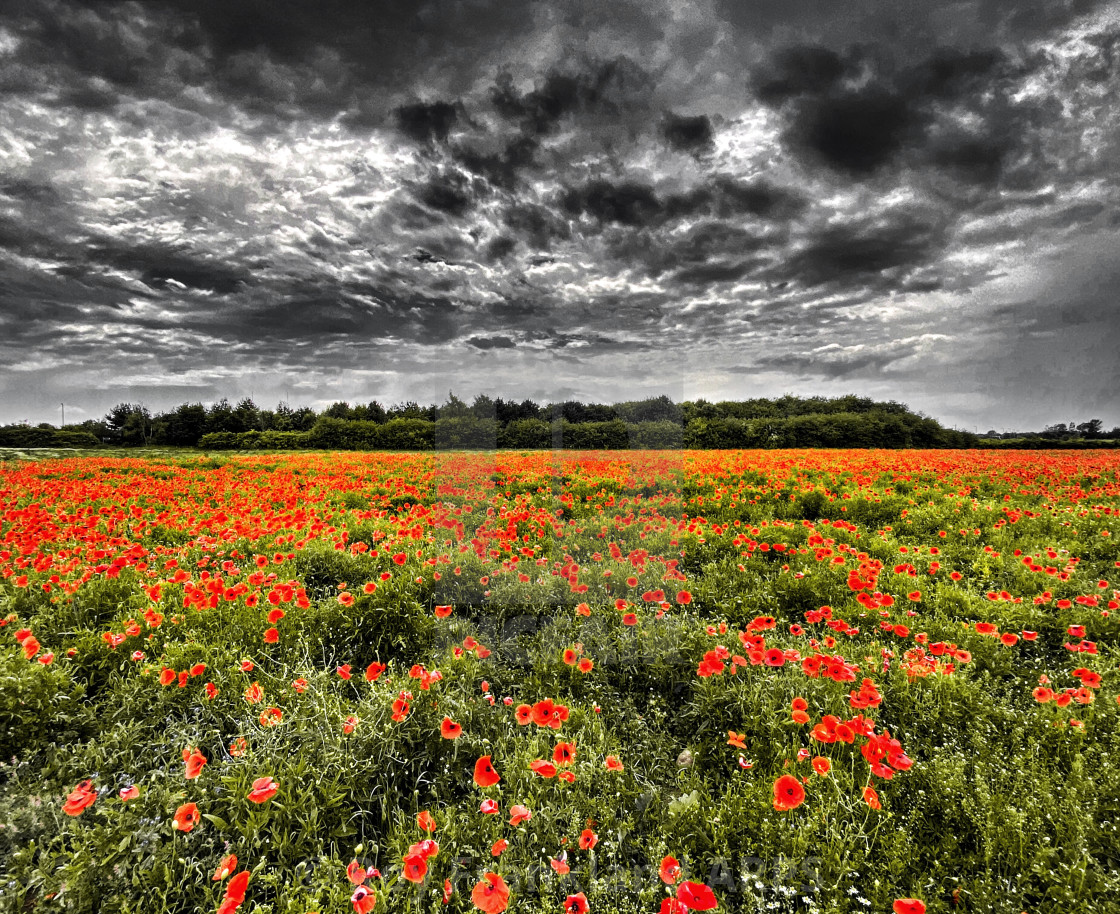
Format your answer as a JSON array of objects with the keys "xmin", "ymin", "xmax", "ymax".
[{"xmin": 2, "ymin": 0, "xmax": 1119, "ymax": 432}]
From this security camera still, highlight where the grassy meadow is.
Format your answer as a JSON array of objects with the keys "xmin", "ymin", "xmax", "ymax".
[{"xmin": 1, "ymin": 448, "xmax": 1119, "ymax": 914}]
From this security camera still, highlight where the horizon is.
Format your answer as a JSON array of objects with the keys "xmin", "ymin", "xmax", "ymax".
[{"xmin": 2, "ymin": 1, "xmax": 1120, "ymax": 432}]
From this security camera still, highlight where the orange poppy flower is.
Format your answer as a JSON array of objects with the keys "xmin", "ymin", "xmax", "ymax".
[
  {"xmin": 183, "ymin": 747, "xmax": 207, "ymax": 779},
  {"xmin": 172, "ymin": 802, "xmax": 200, "ymax": 832},
  {"xmin": 213, "ymin": 854, "xmax": 238, "ymax": 881},
  {"xmin": 471, "ymin": 873, "xmax": 510, "ymax": 914},
  {"xmin": 62, "ymin": 779, "xmax": 97, "ymax": 816}
]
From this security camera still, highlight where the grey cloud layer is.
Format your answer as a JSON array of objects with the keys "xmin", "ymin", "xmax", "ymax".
[{"xmin": 1, "ymin": 0, "xmax": 1119, "ymax": 428}]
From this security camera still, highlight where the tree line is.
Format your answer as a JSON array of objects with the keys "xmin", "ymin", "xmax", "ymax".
[{"xmin": 0, "ymin": 393, "xmax": 997, "ymax": 450}]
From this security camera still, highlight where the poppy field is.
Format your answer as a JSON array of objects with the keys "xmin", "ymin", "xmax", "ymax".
[{"xmin": 2, "ymin": 448, "xmax": 1120, "ymax": 914}]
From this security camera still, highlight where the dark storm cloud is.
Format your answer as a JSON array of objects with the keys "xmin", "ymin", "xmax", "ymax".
[
  {"xmin": 2, "ymin": 0, "xmax": 1119, "ymax": 429},
  {"xmin": 81, "ymin": 241, "xmax": 255, "ymax": 295},
  {"xmin": 660, "ymin": 112, "xmax": 715, "ymax": 155},
  {"xmin": 394, "ymin": 100, "xmax": 460, "ymax": 145},
  {"xmin": 751, "ymin": 41, "xmax": 1037, "ymax": 183},
  {"xmin": 467, "ymin": 335, "xmax": 516, "ymax": 350},
  {"xmin": 776, "ymin": 210, "xmax": 951, "ymax": 290}
]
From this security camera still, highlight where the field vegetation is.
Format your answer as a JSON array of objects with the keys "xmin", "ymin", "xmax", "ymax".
[{"xmin": 2, "ymin": 448, "xmax": 1119, "ymax": 914}]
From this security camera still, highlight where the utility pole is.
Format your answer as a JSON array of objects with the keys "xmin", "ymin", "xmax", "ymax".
[{"xmin": 61, "ymin": 403, "xmax": 65, "ymax": 426}]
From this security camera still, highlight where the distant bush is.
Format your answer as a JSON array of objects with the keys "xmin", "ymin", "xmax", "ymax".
[{"xmin": 0, "ymin": 426, "xmax": 102, "ymax": 448}]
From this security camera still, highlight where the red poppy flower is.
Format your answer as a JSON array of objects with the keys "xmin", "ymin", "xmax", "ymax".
[
  {"xmin": 247, "ymin": 776, "xmax": 278, "ymax": 804},
  {"xmin": 471, "ymin": 873, "xmax": 510, "ymax": 914},
  {"xmin": 160, "ymin": 667, "xmax": 176, "ymax": 686},
  {"xmin": 213, "ymin": 854, "xmax": 238, "ymax": 881},
  {"xmin": 728, "ymin": 731, "xmax": 746, "ymax": 749},
  {"xmin": 292, "ymin": 678, "xmax": 309, "ymax": 693},
  {"xmin": 659, "ymin": 855, "xmax": 682, "ymax": 884},
  {"xmin": 677, "ymin": 881, "xmax": 717, "ymax": 911},
  {"xmin": 62, "ymin": 780, "xmax": 97, "ymax": 816},
  {"xmin": 531, "ymin": 759, "xmax": 557, "ymax": 778},
  {"xmin": 562, "ymin": 648, "xmax": 578, "ymax": 665},
  {"xmin": 578, "ymin": 657, "xmax": 594, "ymax": 673},
  {"xmin": 119, "ymin": 785, "xmax": 139, "ymax": 802},
  {"xmin": 392, "ymin": 552, "xmax": 407, "ymax": 565},
  {"xmin": 509, "ymin": 804, "xmax": 532, "ymax": 825},
  {"xmin": 863, "ymin": 786, "xmax": 881, "ymax": 809},
  {"xmin": 479, "ymin": 798, "xmax": 499, "ymax": 814},
  {"xmin": 418, "ymin": 810, "xmax": 436, "ymax": 832},
  {"xmin": 343, "ymin": 715, "xmax": 359, "ymax": 733},
  {"xmin": 764, "ymin": 648, "xmax": 786, "ymax": 667},
  {"xmin": 183, "ymin": 747, "xmax": 207, "ymax": 779},
  {"xmin": 474, "ymin": 756, "xmax": 501, "ymax": 788},
  {"xmin": 365, "ymin": 661, "xmax": 386, "ymax": 681},
  {"xmin": 490, "ymin": 838, "xmax": 508, "ymax": 857},
  {"xmin": 893, "ymin": 901, "xmax": 926, "ymax": 914},
  {"xmin": 337, "ymin": 664, "xmax": 352, "ymax": 680},
  {"xmin": 434, "ymin": 604, "xmax": 453, "ymax": 618},
  {"xmin": 217, "ymin": 871, "xmax": 250, "ymax": 914},
  {"xmin": 551, "ymin": 852, "xmax": 570, "ymax": 875},
  {"xmin": 263, "ymin": 627, "xmax": 279, "ymax": 643},
  {"xmin": 564, "ymin": 892, "xmax": 590, "ymax": 914},
  {"xmin": 772, "ymin": 774, "xmax": 805, "ymax": 811},
  {"xmin": 402, "ymin": 852, "xmax": 428, "ymax": 883},
  {"xmin": 243, "ymin": 682, "xmax": 263, "ymax": 704},
  {"xmin": 812, "ymin": 757, "xmax": 831, "ymax": 776},
  {"xmin": 558, "ymin": 770, "xmax": 576, "ymax": 783},
  {"xmin": 351, "ymin": 885, "xmax": 376, "ymax": 914},
  {"xmin": 515, "ymin": 704, "xmax": 533, "ymax": 725},
  {"xmin": 347, "ymin": 860, "xmax": 367, "ymax": 886},
  {"xmin": 605, "ymin": 756, "xmax": 623, "ymax": 771},
  {"xmin": 440, "ymin": 717, "xmax": 462, "ymax": 739},
  {"xmin": 172, "ymin": 802, "xmax": 200, "ymax": 832},
  {"xmin": 553, "ymin": 742, "xmax": 577, "ymax": 766},
  {"xmin": 579, "ymin": 828, "xmax": 598, "ymax": 850},
  {"xmin": 676, "ymin": 591, "xmax": 692, "ymax": 604}
]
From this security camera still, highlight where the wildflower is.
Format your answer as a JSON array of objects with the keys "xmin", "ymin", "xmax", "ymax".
[
  {"xmin": 551, "ymin": 852, "xmax": 570, "ymax": 875},
  {"xmin": 605, "ymin": 756, "xmax": 624, "ymax": 771},
  {"xmin": 812, "ymin": 757, "xmax": 831, "ymax": 776},
  {"xmin": 659, "ymin": 856, "xmax": 682, "ymax": 884},
  {"xmin": 244, "ymin": 682, "xmax": 264, "ymax": 704},
  {"xmin": 351, "ymin": 886, "xmax": 376, "ymax": 914},
  {"xmin": 474, "ymin": 756, "xmax": 501, "ymax": 788},
  {"xmin": 292, "ymin": 678, "xmax": 309, "ymax": 693},
  {"xmin": 213, "ymin": 854, "xmax": 238, "ymax": 881},
  {"xmin": 471, "ymin": 873, "xmax": 510, "ymax": 914},
  {"xmin": 491, "ymin": 838, "xmax": 508, "ymax": 856},
  {"xmin": 553, "ymin": 742, "xmax": 577, "ymax": 766},
  {"xmin": 892, "ymin": 901, "xmax": 925, "ymax": 914},
  {"xmin": 338, "ymin": 664, "xmax": 352, "ymax": 680},
  {"xmin": 863, "ymin": 786, "xmax": 881, "ymax": 809},
  {"xmin": 172, "ymin": 802, "xmax": 200, "ymax": 832},
  {"xmin": 509, "ymin": 804, "xmax": 532, "ymax": 825},
  {"xmin": 183, "ymin": 747, "xmax": 208, "ymax": 779},
  {"xmin": 365, "ymin": 662, "xmax": 386, "ymax": 681},
  {"xmin": 418, "ymin": 810, "xmax": 437, "ymax": 832},
  {"xmin": 62, "ymin": 780, "xmax": 97, "ymax": 816},
  {"xmin": 217, "ymin": 871, "xmax": 250, "ymax": 914},
  {"xmin": 579, "ymin": 828, "xmax": 598, "ymax": 850},
  {"xmin": 564, "ymin": 893, "xmax": 590, "ymax": 914},
  {"xmin": 402, "ymin": 853, "xmax": 428, "ymax": 883},
  {"xmin": 772, "ymin": 774, "xmax": 805, "ymax": 810},
  {"xmin": 263, "ymin": 627, "xmax": 279, "ymax": 643},
  {"xmin": 247, "ymin": 776, "xmax": 278, "ymax": 804},
  {"xmin": 440, "ymin": 717, "xmax": 462, "ymax": 739},
  {"xmin": 119, "ymin": 785, "xmax": 139, "ymax": 802},
  {"xmin": 531, "ymin": 759, "xmax": 557, "ymax": 778}
]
